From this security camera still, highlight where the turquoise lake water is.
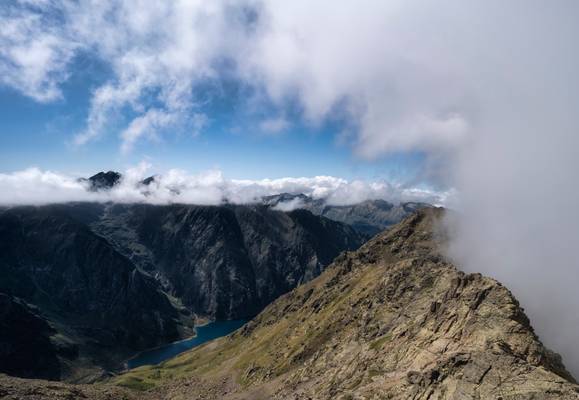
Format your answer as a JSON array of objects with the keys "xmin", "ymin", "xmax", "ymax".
[{"xmin": 126, "ymin": 319, "xmax": 247, "ymax": 369}]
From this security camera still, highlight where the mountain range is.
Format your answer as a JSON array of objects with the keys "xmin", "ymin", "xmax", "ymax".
[
  {"xmin": 0, "ymin": 200, "xmax": 364, "ymax": 382},
  {"xmin": 2, "ymin": 209, "xmax": 577, "ymax": 399},
  {"xmin": 263, "ymin": 192, "xmax": 431, "ymax": 235},
  {"xmin": 81, "ymin": 171, "xmax": 431, "ymax": 235}
]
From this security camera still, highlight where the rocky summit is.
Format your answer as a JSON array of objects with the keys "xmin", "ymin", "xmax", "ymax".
[{"xmin": 4, "ymin": 208, "xmax": 574, "ymax": 399}]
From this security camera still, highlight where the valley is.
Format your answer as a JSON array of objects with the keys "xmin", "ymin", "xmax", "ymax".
[
  {"xmin": 0, "ymin": 199, "xmax": 367, "ymax": 381},
  {"xmin": 1, "ymin": 208, "xmax": 577, "ymax": 399}
]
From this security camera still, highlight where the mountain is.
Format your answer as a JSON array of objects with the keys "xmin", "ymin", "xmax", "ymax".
[
  {"xmin": 0, "ymin": 206, "xmax": 192, "ymax": 382},
  {"xmin": 81, "ymin": 171, "xmax": 122, "ymax": 191},
  {"xmin": 0, "ymin": 293, "xmax": 61, "ymax": 381},
  {"xmin": 264, "ymin": 192, "xmax": 432, "ymax": 235},
  {"xmin": 0, "ymin": 202, "xmax": 364, "ymax": 381},
  {"xmin": 84, "ymin": 203, "xmax": 365, "ymax": 319},
  {"xmin": 77, "ymin": 172, "xmax": 430, "ymax": 236},
  {"xmin": 110, "ymin": 208, "xmax": 578, "ymax": 399}
]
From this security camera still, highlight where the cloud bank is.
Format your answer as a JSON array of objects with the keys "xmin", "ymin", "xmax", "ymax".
[{"xmin": 0, "ymin": 164, "xmax": 450, "ymax": 207}]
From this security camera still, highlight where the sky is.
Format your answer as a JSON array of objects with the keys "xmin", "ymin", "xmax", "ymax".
[
  {"xmin": 1, "ymin": 0, "xmax": 579, "ymax": 377},
  {"xmin": 0, "ymin": 0, "xmax": 427, "ymax": 185}
]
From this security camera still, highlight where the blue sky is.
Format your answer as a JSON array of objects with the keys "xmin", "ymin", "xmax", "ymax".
[
  {"xmin": 0, "ymin": 0, "xmax": 434, "ymax": 186},
  {"xmin": 0, "ymin": 53, "xmax": 423, "ymax": 182}
]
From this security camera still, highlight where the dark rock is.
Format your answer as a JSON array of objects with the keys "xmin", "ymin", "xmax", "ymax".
[{"xmin": 85, "ymin": 171, "xmax": 122, "ymax": 191}]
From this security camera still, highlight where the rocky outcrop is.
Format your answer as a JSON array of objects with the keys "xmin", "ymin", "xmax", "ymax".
[
  {"xmin": 114, "ymin": 208, "xmax": 579, "ymax": 399},
  {"xmin": 0, "ymin": 374, "xmax": 136, "ymax": 400},
  {"xmin": 85, "ymin": 171, "xmax": 122, "ymax": 191}
]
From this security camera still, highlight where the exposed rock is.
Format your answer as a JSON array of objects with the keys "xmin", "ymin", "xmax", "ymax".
[
  {"xmin": 83, "ymin": 171, "xmax": 122, "ymax": 191},
  {"xmin": 0, "ymin": 374, "xmax": 136, "ymax": 400},
  {"xmin": 83, "ymin": 203, "xmax": 365, "ymax": 319},
  {"xmin": 0, "ymin": 206, "xmax": 192, "ymax": 381},
  {"xmin": 0, "ymin": 294, "xmax": 61, "ymax": 381},
  {"xmin": 3, "ymin": 208, "xmax": 576, "ymax": 399},
  {"xmin": 0, "ymin": 202, "xmax": 363, "ymax": 380},
  {"xmin": 113, "ymin": 208, "xmax": 579, "ymax": 399}
]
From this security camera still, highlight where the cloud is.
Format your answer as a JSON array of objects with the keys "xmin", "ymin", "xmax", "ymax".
[
  {"xmin": 271, "ymin": 197, "xmax": 304, "ymax": 212},
  {"xmin": 120, "ymin": 109, "xmax": 180, "ymax": 154},
  {"xmin": 0, "ymin": 2, "xmax": 77, "ymax": 102},
  {"xmin": 0, "ymin": 0, "xmax": 470, "ymax": 167},
  {"xmin": 259, "ymin": 117, "xmax": 289, "ymax": 135},
  {"xmin": 0, "ymin": 164, "xmax": 449, "ymax": 207},
  {"xmin": 0, "ymin": 1, "xmax": 248, "ymax": 150}
]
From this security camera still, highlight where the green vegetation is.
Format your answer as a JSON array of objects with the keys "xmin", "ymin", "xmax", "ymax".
[{"xmin": 369, "ymin": 334, "xmax": 392, "ymax": 351}]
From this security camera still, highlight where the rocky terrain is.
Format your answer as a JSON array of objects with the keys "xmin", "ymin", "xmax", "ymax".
[
  {"xmin": 0, "ymin": 202, "xmax": 363, "ymax": 381},
  {"xmin": 0, "ymin": 206, "xmax": 192, "ymax": 382},
  {"xmin": 111, "ymin": 208, "xmax": 579, "ymax": 399},
  {"xmin": 264, "ymin": 192, "xmax": 431, "ymax": 235},
  {"xmin": 1, "ymin": 208, "xmax": 577, "ymax": 398}
]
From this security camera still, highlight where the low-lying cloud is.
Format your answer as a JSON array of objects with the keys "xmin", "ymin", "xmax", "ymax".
[{"xmin": 0, "ymin": 164, "xmax": 450, "ymax": 207}]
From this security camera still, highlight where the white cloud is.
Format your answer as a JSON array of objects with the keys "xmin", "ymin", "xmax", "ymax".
[
  {"xmin": 259, "ymin": 117, "xmax": 289, "ymax": 135},
  {"xmin": 272, "ymin": 197, "xmax": 304, "ymax": 212},
  {"xmin": 120, "ymin": 109, "xmax": 179, "ymax": 154},
  {"xmin": 0, "ymin": 0, "xmax": 471, "ymax": 164},
  {"xmin": 0, "ymin": 165, "xmax": 448, "ymax": 207},
  {"xmin": 0, "ymin": 3, "xmax": 77, "ymax": 102}
]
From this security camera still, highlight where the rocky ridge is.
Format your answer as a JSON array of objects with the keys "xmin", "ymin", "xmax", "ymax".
[
  {"xmin": 114, "ymin": 208, "xmax": 579, "ymax": 399},
  {"xmin": 1, "ymin": 208, "xmax": 577, "ymax": 399}
]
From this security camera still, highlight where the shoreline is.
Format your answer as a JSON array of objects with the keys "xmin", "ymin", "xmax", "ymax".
[
  {"xmin": 120, "ymin": 316, "xmax": 213, "ymax": 372},
  {"xmin": 120, "ymin": 318, "xmax": 250, "ymax": 372}
]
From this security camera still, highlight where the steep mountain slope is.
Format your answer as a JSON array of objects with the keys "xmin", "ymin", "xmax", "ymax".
[
  {"xmin": 0, "ymin": 294, "xmax": 61, "ymax": 381},
  {"xmin": 82, "ymin": 203, "xmax": 365, "ymax": 319},
  {"xmin": 0, "ymin": 206, "xmax": 191, "ymax": 382},
  {"xmin": 114, "ymin": 208, "xmax": 579, "ymax": 399},
  {"xmin": 0, "ymin": 203, "xmax": 363, "ymax": 381},
  {"xmin": 264, "ymin": 193, "xmax": 431, "ymax": 235}
]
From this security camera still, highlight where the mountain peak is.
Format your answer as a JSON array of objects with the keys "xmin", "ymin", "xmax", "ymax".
[{"xmin": 86, "ymin": 171, "xmax": 122, "ymax": 191}]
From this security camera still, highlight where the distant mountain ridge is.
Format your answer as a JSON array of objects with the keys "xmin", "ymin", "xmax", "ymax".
[
  {"xmin": 78, "ymin": 171, "xmax": 431, "ymax": 235},
  {"xmin": 263, "ymin": 192, "xmax": 432, "ymax": 235},
  {"xmin": 78, "ymin": 171, "xmax": 122, "ymax": 191}
]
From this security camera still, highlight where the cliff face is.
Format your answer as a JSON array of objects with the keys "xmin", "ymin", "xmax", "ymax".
[
  {"xmin": 0, "ymin": 294, "xmax": 61, "ymax": 381},
  {"xmin": 0, "ymin": 203, "xmax": 364, "ymax": 381},
  {"xmin": 83, "ymin": 203, "xmax": 365, "ymax": 319},
  {"xmin": 0, "ymin": 206, "xmax": 190, "ymax": 382},
  {"xmin": 115, "ymin": 208, "xmax": 579, "ymax": 399}
]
